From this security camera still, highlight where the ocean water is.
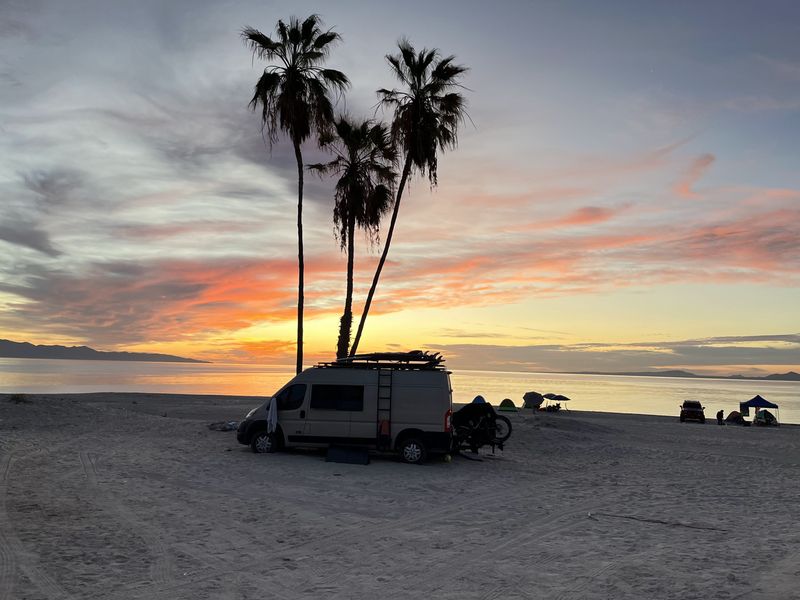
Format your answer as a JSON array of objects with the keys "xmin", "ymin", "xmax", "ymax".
[{"xmin": 1, "ymin": 358, "xmax": 798, "ymax": 424}]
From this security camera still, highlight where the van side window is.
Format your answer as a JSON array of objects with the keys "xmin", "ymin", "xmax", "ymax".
[
  {"xmin": 310, "ymin": 385, "xmax": 364, "ymax": 411},
  {"xmin": 276, "ymin": 384, "xmax": 306, "ymax": 410}
]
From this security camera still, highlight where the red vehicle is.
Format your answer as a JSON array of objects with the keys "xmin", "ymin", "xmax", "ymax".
[{"xmin": 679, "ymin": 400, "xmax": 706, "ymax": 423}]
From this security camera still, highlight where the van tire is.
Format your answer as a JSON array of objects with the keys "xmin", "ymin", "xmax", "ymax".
[
  {"xmin": 398, "ymin": 437, "xmax": 427, "ymax": 465},
  {"xmin": 251, "ymin": 430, "xmax": 278, "ymax": 454}
]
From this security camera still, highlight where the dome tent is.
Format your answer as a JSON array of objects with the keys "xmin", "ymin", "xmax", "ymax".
[{"xmin": 498, "ymin": 398, "xmax": 518, "ymax": 412}]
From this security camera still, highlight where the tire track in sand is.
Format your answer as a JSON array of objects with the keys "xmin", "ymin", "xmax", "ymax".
[
  {"xmin": 0, "ymin": 454, "xmax": 17, "ymax": 600},
  {"xmin": 0, "ymin": 453, "xmax": 73, "ymax": 600},
  {"xmin": 79, "ymin": 451, "xmax": 175, "ymax": 586},
  {"xmin": 92, "ymin": 461, "xmax": 622, "ymax": 600},
  {"xmin": 373, "ymin": 498, "xmax": 612, "ymax": 600},
  {"xmin": 91, "ymin": 474, "xmax": 535, "ymax": 600},
  {"xmin": 478, "ymin": 494, "xmax": 696, "ymax": 600}
]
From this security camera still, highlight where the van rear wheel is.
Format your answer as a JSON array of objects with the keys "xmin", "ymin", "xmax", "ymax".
[
  {"xmin": 251, "ymin": 430, "xmax": 278, "ymax": 454},
  {"xmin": 398, "ymin": 437, "xmax": 427, "ymax": 465}
]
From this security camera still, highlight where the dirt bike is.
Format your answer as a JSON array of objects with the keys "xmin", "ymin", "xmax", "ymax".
[{"xmin": 451, "ymin": 402, "xmax": 512, "ymax": 454}]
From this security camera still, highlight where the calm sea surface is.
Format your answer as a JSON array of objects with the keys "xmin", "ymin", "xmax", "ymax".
[{"xmin": 1, "ymin": 358, "xmax": 798, "ymax": 424}]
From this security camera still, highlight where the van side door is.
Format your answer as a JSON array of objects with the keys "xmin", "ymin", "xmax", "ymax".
[
  {"xmin": 305, "ymin": 384, "xmax": 364, "ymax": 444},
  {"xmin": 348, "ymin": 382, "xmax": 377, "ymax": 444}
]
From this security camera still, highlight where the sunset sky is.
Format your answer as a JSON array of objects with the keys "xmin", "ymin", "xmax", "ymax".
[{"xmin": 1, "ymin": 0, "xmax": 798, "ymax": 375}]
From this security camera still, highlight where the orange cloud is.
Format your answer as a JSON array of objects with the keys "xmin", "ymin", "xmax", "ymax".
[
  {"xmin": 0, "ymin": 255, "xmax": 349, "ymax": 351},
  {"xmin": 674, "ymin": 153, "xmax": 715, "ymax": 199},
  {"xmin": 8, "ymin": 198, "xmax": 791, "ymax": 358},
  {"xmin": 510, "ymin": 204, "xmax": 632, "ymax": 233}
]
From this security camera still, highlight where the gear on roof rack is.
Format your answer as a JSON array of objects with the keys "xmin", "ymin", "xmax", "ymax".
[{"xmin": 317, "ymin": 350, "xmax": 445, "ymax": 370}]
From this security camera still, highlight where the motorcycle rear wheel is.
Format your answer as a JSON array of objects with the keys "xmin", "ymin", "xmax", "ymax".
[{"xmin": 491, "ymin": 415, "xmax": 512, "ymax": 443}]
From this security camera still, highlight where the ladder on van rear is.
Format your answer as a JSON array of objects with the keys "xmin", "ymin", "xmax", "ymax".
[{"xmin": 377, "ymin": 368, "xmax": 393, "ymax": 450}]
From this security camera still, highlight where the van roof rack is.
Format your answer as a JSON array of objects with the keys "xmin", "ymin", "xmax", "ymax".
[{"xmin": 317, "ymin": 350, "xmax": 446, "ymax": 371}]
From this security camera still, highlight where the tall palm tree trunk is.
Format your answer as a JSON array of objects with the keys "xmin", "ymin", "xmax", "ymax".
[
  {"xmin": 293, "ymin": 139, "xmax": 305, "ymax": 374},
  {"xmin": 349, "ymin": 153, "xmax": 413, "ymax": 356},
  {"xmin": 336, "ymin": 218, "xmax": 356, "ymax": 359}
]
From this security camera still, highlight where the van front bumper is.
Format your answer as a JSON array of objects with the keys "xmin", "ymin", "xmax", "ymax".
[{"xmin": 236, "ymin": 419, "xmax": 252, "ymax": 445}]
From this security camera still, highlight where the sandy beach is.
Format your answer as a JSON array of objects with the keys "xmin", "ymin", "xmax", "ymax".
[{"xmin": 1, "ymin": 392, "xmax": 798, "ymax": 600}]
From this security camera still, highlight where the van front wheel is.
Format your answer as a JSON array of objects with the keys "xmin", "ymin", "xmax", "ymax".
[
  {"xmin": 251, "ymin": 430, "xmax": 278, "ymax": 454},
  {"xmin": 398, "ymin": 438, "xmax": 427, "ymax": 465}
]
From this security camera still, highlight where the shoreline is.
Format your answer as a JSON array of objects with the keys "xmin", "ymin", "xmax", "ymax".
[{"xmin": 6, "ymin": 391, "xmax": 796, "ymax": 425}]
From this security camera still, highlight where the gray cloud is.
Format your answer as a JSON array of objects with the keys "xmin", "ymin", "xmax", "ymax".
[
  {"xmin": 0, "ymin": 223, "xmax": 61, "ymax": 257},
  {"xmin": 686, "ymin": 334, "xmax": 800, "ymax": 344},
  {"xmin": 433, "ymin": 334, "xmax": 800, "ymax": 375},
  {"xmin": 0, "ymin": 259, "xmax": 210, "ymax": 344},
  {"xmin": 0, "ymin": 0, "xmax": 39, "ymax": 40},
  {"xmin": 21, "ymin": 168, "xmax": 86, "ymax": 211}
]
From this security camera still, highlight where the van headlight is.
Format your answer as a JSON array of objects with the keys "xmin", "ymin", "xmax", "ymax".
[{"xmin": 245, "ymin": 407, "xmax": 258, "ymax": 419}]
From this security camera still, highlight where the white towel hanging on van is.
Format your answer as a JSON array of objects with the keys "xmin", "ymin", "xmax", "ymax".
[{"xmin": 266, "ymin": 396, "xmax": 278, "ymax": 433}]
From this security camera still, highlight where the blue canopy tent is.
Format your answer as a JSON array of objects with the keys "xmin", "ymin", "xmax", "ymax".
[{"xmin": 739, "ymin": 395, "xmax": 780, "ymax": 425}]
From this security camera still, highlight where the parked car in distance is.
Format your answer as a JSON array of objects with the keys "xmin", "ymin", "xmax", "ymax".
[{"xmin": 679, "ymin": 400, "xmax": 705, "ymax": 423}]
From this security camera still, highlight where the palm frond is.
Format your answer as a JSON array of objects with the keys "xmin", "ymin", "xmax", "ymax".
[
  {"xmin": 288, "ymin": 21, "xmax": 302, "ymax": 46},
  {"xmin": 302, "ymin": 50, "xmax": 325, "ymax": 62},
  {"xmin": 398, "ymin": 39, "xmax": 416, "ymax": 72},
  {"xmin": 417, "ymin": 48, "xmax": 438, "ymax": 74},
  {"xmin": 386, "ymin": 54, "xmax": 409, "ymax": 87},
  {"xmin": 300, "ymin": 14, "xmax": 320, "ymax": 42},
  {"xmin": 320, "ymin": 69, "xmax": 350, "ymax": 91},
  {"xmin": 430, "ymin": 55, "xmax": 467, "ymax": 83},
  {"xmin": 313, "ymin": 30, "xmax": 340, "ymax": 50},
  {"xmin": 241, "ymin": 28, "xmax": 279, "ymax": 61},
  {"xmin": 276, "ymin": 19, "xmax": 289, "ymax": 45}
]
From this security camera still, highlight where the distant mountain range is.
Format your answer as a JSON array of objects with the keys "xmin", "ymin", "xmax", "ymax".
[
  {"xmin": 575, "ymin": 369, "xmax": 800, "ymax": 382},
  {"xmin": 0, "ymin": 339, "xmax": 207, "ymax": 363}
]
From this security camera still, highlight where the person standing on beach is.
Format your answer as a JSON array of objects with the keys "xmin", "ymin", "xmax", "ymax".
[{"xmin": 717, "ymin": 409, "xmax": 724, "ymax": 425}]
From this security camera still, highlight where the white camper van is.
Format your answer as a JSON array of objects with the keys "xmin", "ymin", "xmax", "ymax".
[{"xmin": 237, "ymin": 351, "xmax": 453, "ymax": 464}]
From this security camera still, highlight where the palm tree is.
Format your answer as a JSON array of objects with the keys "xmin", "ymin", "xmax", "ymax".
[
  {"xmin": 349, "ymin": 40, "xmax": 468, "ymax": 356},
  {"xmin": 242, "ymin": 15, "xmax": 349, "ymax": 374},
  {"xmin": 309, "ymin": 118, "xmax": 396, "ymax": 358}
]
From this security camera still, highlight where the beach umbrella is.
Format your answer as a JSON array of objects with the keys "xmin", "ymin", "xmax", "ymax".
[{"xmin": 544, "ymin": 393, "xmax": 571, "ymax": 401}]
